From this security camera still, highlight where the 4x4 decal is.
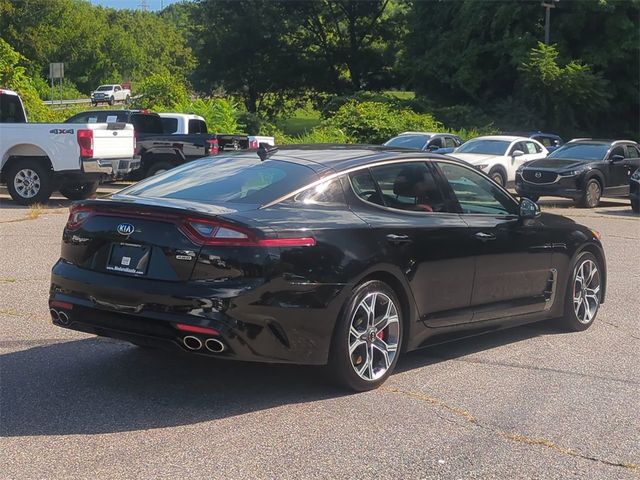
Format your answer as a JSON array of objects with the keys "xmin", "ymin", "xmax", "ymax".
[{"xmin": 49, "ymin": 128, "xmax": 75, "ymax": 134}]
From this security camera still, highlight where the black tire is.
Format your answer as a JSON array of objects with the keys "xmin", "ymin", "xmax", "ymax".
[
  {"xmin": 578, "ymin": 178, "xmax": 601, "ymax": 208},
  {"xmin": 631, "ymin": 198, "xmax": 639, "ymax": 213},
  {"xmin": 59, "ymin": 181, "xmax": 100, "ymax": 200},
  {"xmin": 327, "ymin": 280, "xmax": 403, "ymax": 391},
  {"xmin": 145, "ymin": 161, "xmax": 174, "ymax": 178},
  {"xmin": 108, "ymin": 96, "xmax": 114, "ymax": 106},
  {"xmin": 523, "ymin": 194, "xmax": 540, "ymax": 203},
  {"xmin": 488, "ymin": 167, "xmax": 506, "ymax": 187},
  {"xmin": 91, "ymin": 101, "xmax": 97, "ymax": 107},
  {"xmin": 559, "ymin": 251, "xmax": 602, "ymax": 332},
  {"xmin": 5, "ymin": 159, "xmax": 54, "ymax": 205}
]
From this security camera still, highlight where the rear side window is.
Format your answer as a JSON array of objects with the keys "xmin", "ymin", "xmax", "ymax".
[
  {"xmin": 161, "ymin": 117, "xmax": 178, "ymax": 134},
  {"xmin": 626, "ymin": 145, "xmax": 640, "ymax": 158},
  {"xmin": 290, "ymin": 178, "xmax": 345, "ymax": 206},
  {"xmin": 350, "ymin": 162, "xmax": 446, "ymax": 213},
  {"xmin": 131, "ymin": 114, "xmax": 164, "ymax": 134},
  {"xmin": 0, "ymin": 94, "xmax": 27, "ymax": 123},
  {"xmin": 188, "ymin": 119, "xmax": 207, "ymax": 134},
  {"xmin": 120, "ymin": 157, "xmax": 318, "ymax": 206}
]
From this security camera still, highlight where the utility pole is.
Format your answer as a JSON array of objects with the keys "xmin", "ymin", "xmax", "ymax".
[
  {"xmin": 541, "ymin": 1, "xmax": 559, "ymax": 44},
  {"xmin": 138, "ymin": 0, "xmax": 149, "ymax": 11}
]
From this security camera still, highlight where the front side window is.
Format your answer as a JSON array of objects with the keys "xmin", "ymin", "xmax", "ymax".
[
  {"xmin": 444, "ymin": 137, "xmax": 457, "ymax": 148},
  {"xmin": 436, "ymin": 162, "xmax": 518, "ymax": 215},
  {"xmin": 428, "ymin": 137, "xmax": 443, "ymax": 148},
  {"xmin": 188, "ymin": 119, "xmax": 207, "ymax": 134},
  {"xmin": 626, "ymin": 145, "xmax": 640, "ymax": 158},
  {"xmin": 161, "ymin": 117, "xmax": 178, "ymax": 134},
  {"xmin": 351, "ymin": 162, "xmax": 446, "ymax": 213}
]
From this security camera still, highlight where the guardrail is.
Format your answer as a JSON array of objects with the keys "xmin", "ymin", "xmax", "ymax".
[{"xmin": 43, "ymin": 98, "xmax": 92, "ymax": 106}]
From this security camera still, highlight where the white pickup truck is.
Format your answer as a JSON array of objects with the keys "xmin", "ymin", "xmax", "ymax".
[
  {"xmin": 1, "ymin": 88, "xmax": 139, "ymax": 205},
  {"xmin": 90, "ymin": 84, "xmax": 131, "ymax": 106}
]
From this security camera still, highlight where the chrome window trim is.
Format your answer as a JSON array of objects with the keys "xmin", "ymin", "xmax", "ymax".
[{"xmin": 261, "ymin": 157, "xmax": 520, "ymax": 215}]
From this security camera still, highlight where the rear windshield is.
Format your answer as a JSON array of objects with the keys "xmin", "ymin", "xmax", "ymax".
[
  {"xmin": 384, "ymin": 135, "xmax": 430, "ymax": 150},
  {"xmin": 0, "ymin": 94, "xmax": 26, "ymax": 123},
  {"xmin": 119, "ymin": 156, "xmax": 318, "ymax": 205},
  {"xmin": 130, "ymin": 113, "xmax": 164, "ymax": 134}
]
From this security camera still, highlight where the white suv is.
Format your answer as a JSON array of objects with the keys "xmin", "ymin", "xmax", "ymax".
[
  {"xmin": 452, "ymin": 135, "xmax": 548, "ymax": 187},
  {"xmin": 90, "ymin": 84, "xmax": 131, "ymax": 106}
]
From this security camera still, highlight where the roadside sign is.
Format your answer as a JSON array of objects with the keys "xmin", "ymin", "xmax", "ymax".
[{"xmin": 49, "ymin": 63, "xmax": 64, "ymax": 79}]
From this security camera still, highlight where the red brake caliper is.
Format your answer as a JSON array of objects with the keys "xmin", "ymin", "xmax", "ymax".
[{"xmin": 376, "ymin": 329, "xmax": 385, "ymax": 341}]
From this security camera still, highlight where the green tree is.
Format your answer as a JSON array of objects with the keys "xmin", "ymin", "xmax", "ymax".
[{"xmin": 134, "ymin": 72, "xmax": 189, "ymax": 110}]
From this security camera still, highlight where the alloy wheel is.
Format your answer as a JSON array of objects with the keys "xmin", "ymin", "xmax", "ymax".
[
  {"xmin": 586, "ymin": 181, "xmax": 601, "ymax": 207},
  {"xmin": 573, "ymin": 259, "xmax": 601, "ymax": 324},
  {"xmin": 14, "ymin": 168, "xmax": 41, "ymax": 199},
  {"xmin": 348, "ymin": 292, "xmax": 400, "ymax": 381}
]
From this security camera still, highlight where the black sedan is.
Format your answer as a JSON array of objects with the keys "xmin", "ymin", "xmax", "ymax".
[
  {"xmin": 50, "ymin": 146, "xmax": 606, "ymax": 391},
  {"xmin": 515, "ymin": 139, "xmax": 640, "ymax": 208}
]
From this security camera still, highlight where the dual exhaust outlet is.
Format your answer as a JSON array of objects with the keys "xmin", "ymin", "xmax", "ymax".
[
  {"xmin": 182, "ymin": 335, "xmax": 225, "ymax": 353},
  {"xmin": 50, "ymin": 308, "xmax": 70, "ymax": 326}
]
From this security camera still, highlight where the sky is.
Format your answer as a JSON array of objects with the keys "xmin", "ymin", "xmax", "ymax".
[{"xmin": 90, "ymin": 0, "xmax": 186, "ymax": 11}]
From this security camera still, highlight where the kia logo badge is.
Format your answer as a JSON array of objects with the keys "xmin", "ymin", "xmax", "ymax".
[
  {"xmin": 535, "ymin": 172, "xmax": 542, "ymax": 179},
  {"xmin": 116, "ymin": 223, "xmax": 135, "ymax": 236}
]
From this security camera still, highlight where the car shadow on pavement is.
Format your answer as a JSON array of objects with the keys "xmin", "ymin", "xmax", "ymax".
[
  {"xmin": 0, "ymin": 321, "xmax": 567, "ymax": 438},
  {"xmin": 594, "ymin": 208, "xmax": 638, "ymax": 218}
]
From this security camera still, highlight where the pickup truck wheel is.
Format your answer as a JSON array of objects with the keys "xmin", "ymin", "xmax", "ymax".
[
  {"xmin": 146, "ymin": 161, "xmax": 173, "ymax": 177},
  {"xmin": 108, "ymin": 96, "xmax": 115, "ymax": 106},
  {"xmin": 59, "ymin": 181, "xmax": 100, "ymax": 200},
  {"xmin": 125, "ymin": 95, "xmax": 131, "ymax": 105},
  {"xmin": 6, "ymin": 160, "xmax": 54, "ymax": 205}
]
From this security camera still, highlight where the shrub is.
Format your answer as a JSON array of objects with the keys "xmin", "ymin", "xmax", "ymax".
[
  {"xmin": 133, "ymin": 72, "xmax": 189, "ymax": 110},
  {"xmin": 324, "ymin": 100, "xmax": 442, "ymax": 144}
]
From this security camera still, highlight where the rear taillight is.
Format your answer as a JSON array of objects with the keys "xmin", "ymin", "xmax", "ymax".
[
  {"xmin": 183, "ymin": 218, "xmax": 315, "ymax": 247},
  {"xmin": 133, "ymin": 130, "xmax": 139, "ymax": 155},
  {"xmin": 248, "ymin": 139, "xmax": 259, "ymax": 150},
  {"xmin": 66, "ymin": 205, "xmax": 93, "ymax": 230},
  {"xmin": 206, "ymin": 138, "xmax": 219, "ymax": 155},
  {"xmin": 77, "ymin": 129, "xmax": 94, "ymax": 158}
]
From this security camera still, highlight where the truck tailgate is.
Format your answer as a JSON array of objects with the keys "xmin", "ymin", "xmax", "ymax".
[{"xmin": 90, "ymin": 123, "xmax": 135, "ymax": 159}]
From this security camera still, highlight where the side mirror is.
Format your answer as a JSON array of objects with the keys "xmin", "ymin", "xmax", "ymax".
[
  {"xmin": 512, "ymin": 150, "xmax": 524, "ymax": 157},
  {"xmin": 519, "ymin": 197, "xmax": 540, "ymax": 219},
  {"xmin": 426, "ymin": 144, "xmax": 440, "ymax": 152},
  {"xmin": 610, "ymin": 154, "xmax": 625, "ymax": 163}
]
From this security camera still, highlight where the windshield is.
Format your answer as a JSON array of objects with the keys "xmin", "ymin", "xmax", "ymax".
[
  {"xmin": 119, "ymin": 156, "xmax": 318, "ymax": 206},
  {"xmin": 96, "ymin": 86, "xmax": 112, "ymax": 91},
  {"xmin": 384, "ymin": 135, "xmax": 430, "ymax": 150},
  {"xmin": 456, "ymin": 139, "xmax": 510, "ymax": 155},
  {"xmin": 548, "ymin": 143, "xmax": 609, "ymax": 161}
]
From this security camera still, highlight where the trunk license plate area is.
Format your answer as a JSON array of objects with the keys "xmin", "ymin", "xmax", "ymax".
[{"xmin": 106, "ymin": 243, "xmax": 150, "ymax": 276}]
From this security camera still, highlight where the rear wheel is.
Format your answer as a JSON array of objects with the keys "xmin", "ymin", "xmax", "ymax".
[
  {"xmin": 59, "ymin": 181, "xmax": 100, "ymax": 200},
  {"xmin": 6, "ymin": 160, "xmax": 54, "ymax": 205},
  {"xmin": 578, "ymin": 178, "xmax": 601, "ymax": 208},
  {"xmin": 560, "ymin": 251, "xmax": 602, "ymax": 331},
  {"xmin": 327, "ymin": 281, "xmax": 402, "ymax": 391},
  {"xmin": 488, "ymin": 167, "xmax": 506, "ymax": 187},
  {"xmin": 146, "ymin": 161, "xmax": 173, "ymax": 177}
]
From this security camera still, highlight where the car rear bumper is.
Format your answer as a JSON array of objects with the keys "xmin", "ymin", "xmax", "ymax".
[{"xmin": 49, "ymin": 260, "xmax": 346, "ymax": 365}]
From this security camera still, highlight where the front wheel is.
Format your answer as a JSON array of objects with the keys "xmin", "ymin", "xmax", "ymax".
[
  {"xmin": 59, "ymin": 181, "xmax": 99, "ymax": 200},
  {"xmin": 327, "ymin": 281, "xmax": 403, "ymax": 391},
  {"xmin": 578, "ymin": 178, "xmax": 601, "ymax": 208},
  {"xmin": 631, "ymin": 198, "xmax": 639, "ymax": 213},
  {"xmin": 560, "ymin": 251, "xmax": 603, "ymax": 331},
  {"xmin": 108, "ymin": 96, "xmax": 114, "ymax": 106},
  {"xmin": 488, "ymin": 167, "xmax": 506, "ymax": 187}
]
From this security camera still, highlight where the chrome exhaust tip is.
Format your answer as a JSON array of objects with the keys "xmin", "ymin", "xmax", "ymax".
[
  {"xmin": 183, "ymin": 336, "xmax": 203, "ymax": 351},
  {"xmin": 58, "ymin": 311, "xmax": 70, "ymax": 325},
  {"xmin": 50, "ymin": 308, "xmax": 60, "ymax": 321},
  {"xmin": 204, "ymin": 338, "xmax": 225, "ymax": 353}
]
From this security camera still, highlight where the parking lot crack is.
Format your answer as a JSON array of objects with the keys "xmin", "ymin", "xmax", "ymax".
[
  {"xmin": 381, "ymin": 385, "xmax": 638, "ymax": 472},
  {"xmin": 598, "ymin": 319, "xmax": 640, "ymax": 341}
]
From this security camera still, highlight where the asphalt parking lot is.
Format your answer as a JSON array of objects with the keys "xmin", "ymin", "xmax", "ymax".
[{"xmin": 1, "ymin": 186, "xmax": 638, "ymax": 480}]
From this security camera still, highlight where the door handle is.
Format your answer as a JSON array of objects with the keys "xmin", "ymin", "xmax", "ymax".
[
  {"xmin": 386, "ymin": 234, "xmax": 412, "ymax": 245},
  {"xmin": 474, "ymin": 232, "xmax": 496, "ymax": 242}
]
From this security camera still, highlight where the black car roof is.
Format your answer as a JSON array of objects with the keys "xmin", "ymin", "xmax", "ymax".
[{"xmin": 264, "ymin": 144, "xmax": 464, "ymax": 173}]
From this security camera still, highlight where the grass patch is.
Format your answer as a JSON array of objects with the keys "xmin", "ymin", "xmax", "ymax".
[
  {"xmin": 384, "ymin": 90, "xmax": 416, "ymax": 100},
  {"xmin": 26, "ymin": 203, "xmax": 44, "ymax": 220},
  {"xmin": 279, "ymin": 107, "xmax": 321, "ymax": 136},
  {"xmin": 0, "ymin": 278, "xmax": 16, "ymax": 283}
]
